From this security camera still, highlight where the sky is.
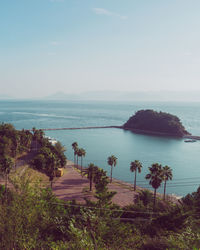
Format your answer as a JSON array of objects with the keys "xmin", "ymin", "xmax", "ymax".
[{"xmin": 0, "ymin": 0, "xmax": 200, "ymax": 98}]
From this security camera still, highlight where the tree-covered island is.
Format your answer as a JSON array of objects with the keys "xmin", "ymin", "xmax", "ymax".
[{"xmin": 123, "ymin": 109, "xmax": 190, "ymax": 137}]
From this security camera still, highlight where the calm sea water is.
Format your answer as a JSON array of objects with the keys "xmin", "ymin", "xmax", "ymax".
[{"xmin": 1, "ymin": 99, "xmax": 200, "ymax": 196}]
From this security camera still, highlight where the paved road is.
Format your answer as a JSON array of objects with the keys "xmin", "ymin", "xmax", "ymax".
[
  {"xmin": 52, "ymin": 162, "xmax": 96, "ymax": 203},
  {"xmin": 52, "ymin": 161, "xmax": 138, "ymax": 207}
]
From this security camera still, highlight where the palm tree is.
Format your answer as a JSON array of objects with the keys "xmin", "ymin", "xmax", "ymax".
[
  {"xmin": 77, "ymin": 148, "xmax": 83, "ymax": 170},
  {"xmin": 107, "ymin": 155, "xmax": 117, "ymax": 183},
  {"xmin": 86, "ymin": 163, "xmax": 98, "ymax": 191},
  {"xmin": 79, "ymin": 148, "xmax": 86, "ymax": 175},
  {"xmin": 146, "ymin": 163, "xmax": 163, "ymax": 210},
  {"xmin": 72, "ymin": 142, "xmax": 78, "ymax": 166},
  {"xmin": 130, "ymin": 160, "xmax": 142, "ymax": 191},
  {"xmin": 162, "ymin": 165, "xmax": 173, "ymax": 200},
  {"xmin": 75, "ymin": 147, "xmax": 79, "ymax": 168}
]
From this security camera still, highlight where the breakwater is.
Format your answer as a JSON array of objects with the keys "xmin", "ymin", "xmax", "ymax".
[
  {"xmin": 32, "ymin": 126, "xmax": 200, "ymax": 141},
  {"xmin": 41, "ymin": 126, "xmax": 122, "ymax": 131}
]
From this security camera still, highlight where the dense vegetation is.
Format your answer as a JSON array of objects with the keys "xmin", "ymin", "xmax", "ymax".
[
  {"xmin": 0, "ymin": 166, "xmax": 200, "ymax": 249},
  {"xmin": 0, "ymin": 123, "xmax": 67, "ymax": 189},
  {"xmin": 0, "ymin": 123, "xmax": 33, "ymax": 192},
  {"xmin": 31, "ymin": 131, "xmax": 67, "ymax": 180},
  {"xmin": 123, "ymin": 109, "xmax": 190, "ymax": 137},
  {"xmin": 0, "ymin": 123, "xmax": 32, "ymax": 159},
  {"xmin": 0, "ymin": 123, "xmax": 199, "ymax": 249}
]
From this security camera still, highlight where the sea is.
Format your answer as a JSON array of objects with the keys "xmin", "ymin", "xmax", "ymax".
[{"xmin": 1, "ymin": 99, "xmax": 200, "ymax": 197}]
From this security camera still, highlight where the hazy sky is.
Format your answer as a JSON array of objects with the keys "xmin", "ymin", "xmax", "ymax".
[{"xmin": 1, "ymin": 0, "xmax": 200, "ymax": 98}]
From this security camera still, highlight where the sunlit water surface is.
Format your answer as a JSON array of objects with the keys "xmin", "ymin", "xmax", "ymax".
[{"xmin": 1, "ymin": 100, "xmax": 200, "ymax": 196}]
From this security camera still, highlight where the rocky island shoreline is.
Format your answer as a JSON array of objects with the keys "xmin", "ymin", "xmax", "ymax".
[{"xmin": 123, "ymin": 109, "xmax": 190, "ymax": 138}]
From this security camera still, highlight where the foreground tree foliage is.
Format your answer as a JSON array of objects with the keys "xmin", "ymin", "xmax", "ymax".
[
  {"xmin": 0, "ymin": 170, "xmax": 143, "ymax": 249},
  {"xmin": 0, "ymin": 166, "xmax": 199, "ymax": 249},
  {"xmin": 0, "ymin": 169, "xmax": 199, "ymax": 249}
]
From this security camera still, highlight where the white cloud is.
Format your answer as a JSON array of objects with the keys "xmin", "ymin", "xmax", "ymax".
[{"xmin": 93, "ymin": 8, "xmax": 128, "ymax": 20}]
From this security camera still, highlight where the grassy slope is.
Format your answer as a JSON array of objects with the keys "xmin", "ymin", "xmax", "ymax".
[{"xmin": 9, "ymin": 165, "xmax": 50, "ymax": 188}]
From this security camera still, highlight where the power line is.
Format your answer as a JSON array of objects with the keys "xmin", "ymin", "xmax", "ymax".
[
  {"xmin": 70, "ymin": 164, "xmax": 200, "ymax": 182},
  {"xmin": 8, "ymin": 178, "xmax": 200, "ymax": 189},
  {"xmin": 48, "ymin": 202, "xmax": 162, "ymax": 215},
  {"xmin": 140, "ymin": 183, "xmax": 200, "ymax": 188},
  {"xmin": 35, "ymin": 201, "xmax": 200, "ymax": 218},
  {"xmin": 10, "ymin": 178, "xmax": 200, "ymax": 187}
]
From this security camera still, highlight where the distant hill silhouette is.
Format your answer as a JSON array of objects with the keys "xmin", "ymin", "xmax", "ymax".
[{"xmin": 44, "ymin": 90, "xmax": 200, "ymax": 102}]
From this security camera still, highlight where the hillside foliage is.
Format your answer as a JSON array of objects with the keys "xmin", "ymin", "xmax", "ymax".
[{"xmin": 0, "ymin": 169, "xmax": 199, "ymax": 249}]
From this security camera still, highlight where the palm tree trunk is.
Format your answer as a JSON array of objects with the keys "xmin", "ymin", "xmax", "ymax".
[
  {"xmin": 74, "ymin": 152, "xmax": 75, "ymax": 166},
  {"xmin": 81, "ymin": 157, "xmax": 83, "ymax": 176},
  {"xmin": 153, "ymin": 188, "xmax": 156, "ymax": 210},
  {"xmin": 164, "ymin": 180, "xmax": 167, "ymax": 200},
  {"xmin": 90, "ymin": 176, "xmax": 92, "ymax": 191},
  {"xmin": 134, "ymin": 171, "xmax": 137, "ymax": 191},
  {"xmin": 110, "ymin": 165, "xmax": 113, "ymax": 183}
]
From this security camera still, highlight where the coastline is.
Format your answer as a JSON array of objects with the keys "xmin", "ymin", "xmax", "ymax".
[
  {"xmin": 63, "ymin": 160, "xmax": 181, "ymax": 205},
  {"xmin": 123, "ymin": 127, "xmax": 184, "ymax": 138},
  {"xmin": 124, "ymin": 127, "xmax": 200, "ymax": 140},
  {"xmin": 110, "ymin": 177, "xmax": 182, "ymax": 202}
]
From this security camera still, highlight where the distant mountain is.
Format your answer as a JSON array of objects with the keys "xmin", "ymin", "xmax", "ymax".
[
  {"xmin": 44, "ymin": 92, "xmax": 79, "ymax": 100},
  {"xmin": 44, "ymin": 90, "xmax": 200, "ymax": 102}
]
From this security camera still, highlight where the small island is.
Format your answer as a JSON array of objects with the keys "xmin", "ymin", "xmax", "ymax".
[{"xmin": 123, "ymin": 109, "xmax": 190, "ymax": 137}]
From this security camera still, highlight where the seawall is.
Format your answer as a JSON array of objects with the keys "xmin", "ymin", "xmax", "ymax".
[{"xmin": 32, "ymin": 126, "xmax": 200, "ymax": 140}]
